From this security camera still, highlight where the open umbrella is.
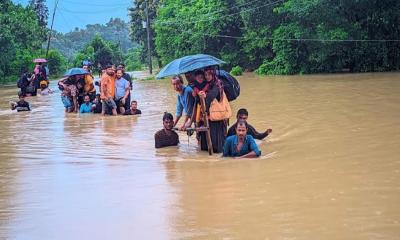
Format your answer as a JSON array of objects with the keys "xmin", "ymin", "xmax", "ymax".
[
  {"xmin": 64, "ymin": 68, "xmax": 88, "ymax": 77},
  {"xmin": 33, "ymin": 58, "xmax": 47, "ymax": 63},
  {"xmin": 156, "ymin": 54, "xmax": 225, "ymax": 79}
]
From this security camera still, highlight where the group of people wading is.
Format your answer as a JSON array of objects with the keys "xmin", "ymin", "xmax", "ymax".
[
  {"xmin": 17, "ymin": 62, "xmax": 52, "ymax": 98},
  {"xmin": 11, "ymin": 61, "xmax": 272, "ymax": 159},
  {"xmin": 57, "ymin": 63, "xmax": 141, "ymax": 115},
  {"xmin": 154, "ymin": 66, "xmax": 272, "ymax": 158}
]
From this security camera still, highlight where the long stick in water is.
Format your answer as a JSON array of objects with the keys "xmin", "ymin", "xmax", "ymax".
[{"xmin": 200, "ymin": 97, "xmax": 213, "ymax": 155}]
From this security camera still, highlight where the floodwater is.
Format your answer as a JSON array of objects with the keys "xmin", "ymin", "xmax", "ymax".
[{"xmin": 0, "ymin": 72, "xmax": 399, "ymax": 239}]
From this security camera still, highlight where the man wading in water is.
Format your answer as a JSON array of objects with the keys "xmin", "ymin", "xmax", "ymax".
[
  {"xmin": 100, "ymin": 65, "xmax": 117, "ymax": 116},
  {"xmin": 171, "ymin": 75, "xmax": 194, "ymax": 130},
  {"xmin": 223, "ymin": 120, "xmax": 261, "ymax": 158},
  {"xmin": 155, "ymin": 112, "xmax": 180, "ymax": 148}
]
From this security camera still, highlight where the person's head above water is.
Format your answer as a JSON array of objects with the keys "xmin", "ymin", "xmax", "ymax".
[
  {"xmin": 235, "ymin": 120, "xmax": 248, "ymax": 138},
  {"xmin": 184, "ymin": 71, "xmax": 195, "ymax": 84},
  {"xmin": 171, "ymin": 75, "xmax": 184, "ymax": 92},
  {"xmin": 40, "ymin": 80, "xmax": 47, "ymax": 90},
  {"xmin": 204, "ymin": 66, "xmax": 216, "ymax": 82},
  {"xmin": 105, "ymin": 64, "xmax": 115, "ymax": 76},
  {"xmin": 117, "ymin": 63, "xmax": 125, "ymax": 71},
  {"xmin": 83, "ymin": 95, "xmax": 90, "ymax": 104},
  {"xmin": 130, "ymin": 100, "xmax": 138, "ymax": 110},
  {"xmin": 236, "ymin": 108, "xmax": 249, "ymax": 121},
  {"xmin": 18, "ymin": 92, "xmax": 25, "ymax": 101},
  {"xmin": 116, "ymin": 69, "xmax": 123, "ymax": 79},
  {"xmin": 194, "ymin": 70, "xmax": 205, "ymax": 84},
  {"xmin": 163, "ymin": 112, "xmax": 174, "ymax": 131}
]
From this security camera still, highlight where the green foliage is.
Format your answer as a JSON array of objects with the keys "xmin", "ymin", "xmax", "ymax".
[
  {"xmin": 28, "ymin": 0, "xmax": 48, "ymax": 29},
  {"xmin": 230, "ymin": 66, "xmax": 243, "ymax": 76},
  {"xmin": 73, "ymin": 35, "xmax": 126, "ymax": 68},
  {"xmin": 52, "ymin": 18, "xmax": 136, "ymax": 60},
  {"xmin": 132, "ymin": 0, "xmax": 400, "ymax": 75},
  {"xmin": 128, "ymin": 0, "xmax": 162, "ymax": 67},
  {"xmin": 47, "ymin": 49, "xmax": 66, "ymax": 76},
  {"xmin": 154, "ymin": 0, "xmax": 243, "ymax": 67},
  {"xmin": 125, "ymin": 47, "xmax": 143, "ymax": 71},
  {"xmin": 0, "ymin": 0, "xmax": 47, "ymax": 84}
]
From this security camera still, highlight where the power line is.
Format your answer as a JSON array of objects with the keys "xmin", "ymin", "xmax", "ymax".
[
  {"xmin": 59, "ymin": 6, "xmax": 126, "ymax": 14},
  {"xmin": 202, "ymin": 33, "xmax": 400, "ymax": 43},
  {"xmin": 62, "ymin": 0, "xmax": 131, "ymax": 7},
  {"xmin": 155, "ymin": 0, "xmax": 284, "ymax": 26}
]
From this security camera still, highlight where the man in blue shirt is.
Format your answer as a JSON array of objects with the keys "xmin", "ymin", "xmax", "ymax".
[
  {"xmin": 172, "ymin": 75, "xmax": 194, "ymax": 130},
  {"xmin": 114, "ymin": 69, "xmax": 131, "ymax": 114},
  {"xmin": 79, "ymin": 95, "xmax": 92, "ymax": 113},
  {"xmin": 223, "ymin": 120, "xmax": 261, "ymax": 158}
]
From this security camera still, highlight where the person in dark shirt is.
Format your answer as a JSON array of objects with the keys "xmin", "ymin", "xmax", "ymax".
[
  {"xmin": 92, "ymin": 94, "xmax": 103, "ymax": 114},
  {"xmin": 10, "ymin": 94, "xmax": 31, "ymax": 112},
  {"xmin": 118, "ymin": 63, "xmax": 132, "ymax": 111},
  {"xmin": 154, "ymin": 112, "xmax": 179, "ymax": 148},
  {"xmin": 124, "ymin": 100, "xmax": 142, "ymax": 115},
  {"xmin": 227, "ymin": 108, "xmax": 272, "ymax": 140}
]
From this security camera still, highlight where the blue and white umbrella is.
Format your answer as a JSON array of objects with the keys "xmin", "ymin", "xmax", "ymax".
[
  {"xmin": 156, "ymin": 54, "xmax": 225, "ymax": 79},
  {"xmin": 64, "ymin": 68, "xmax": 88, "ymax": 77}
]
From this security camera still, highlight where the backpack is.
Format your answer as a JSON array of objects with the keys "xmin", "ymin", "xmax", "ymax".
[
  {"xmin": 17, "ymin": 78, "xmax": 23, "ymax": 88},
  {"xmin": 216, "ymin": 70, "xmax": 240, "ymax": 101},
  {"xmin": 17, "ymin": 75, "xmax": 28, "ymax": 88}
]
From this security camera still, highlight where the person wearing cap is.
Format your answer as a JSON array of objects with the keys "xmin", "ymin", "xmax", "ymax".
[
  {"xmin": 154, "ymin": 112, "xmax": 180, "ymax": 148},
  {"xmin": 38, "ymin": 80, "xmax": 53, "ymax": 95}
]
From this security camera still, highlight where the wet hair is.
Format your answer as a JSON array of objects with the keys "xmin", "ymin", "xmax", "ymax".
[
  {"xmin": 236, "ymin": 108, "xmax": 249, "ymax": 118},
  {"xmin": 105, "ymin": 64, "xmax": 113, "ymax": 69},
  {"xmin": 204, "ymin": 65, "xmax": 216, "ymax": 71},
  {"xmin": 172, "ymin": 75, "xmax": 183, "ymax": 84},
  {"xmin": 118, "ymin": 63, "xmax": 125, "ymax": 67},
  {"xmin": 194, "ymin": 70, "xmax": 205, "ymax": 76},
  {"xmin": 131, "ymin": 100, "xmax": 137, "ymax": 104},
  {"xmin": 163, "ymin": 112, "xmax": 174, "ymax": 121},
  {"xmin": 236, "ymin": 120, "xmax": 247, "ymax": 129}
]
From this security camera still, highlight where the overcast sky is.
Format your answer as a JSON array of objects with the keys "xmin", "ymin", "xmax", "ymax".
[{"xmin": 12, "ymin": 0, "xmax": 131, "ymax": 33}]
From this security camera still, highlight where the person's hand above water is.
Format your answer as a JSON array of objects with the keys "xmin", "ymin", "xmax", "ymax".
[
  {"xmin": 198, "ymin": 91, "xmax": 206, "ymax": 98},
  {"xmin": 265, "ymin": 128, "xmax": 272, "ymax": 135}
]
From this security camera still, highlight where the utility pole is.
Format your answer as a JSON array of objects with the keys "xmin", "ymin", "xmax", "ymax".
[
  {"xmin": 46, "ymin": 0, "xmax": 59, "ymax": 58},
  {"xmin": 145, "ymin": 0, "xmax": 152, "ymax": 74}
]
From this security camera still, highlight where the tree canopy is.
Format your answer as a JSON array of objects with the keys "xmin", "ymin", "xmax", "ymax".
[{"xmin": 129, "ymin": 0, "xmax": 400, "ymax": 74}]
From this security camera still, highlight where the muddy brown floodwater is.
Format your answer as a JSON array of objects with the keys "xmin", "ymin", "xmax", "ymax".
[{"xmin": 0, "ymin": 71, "xmax": 399, "ymax": 239}]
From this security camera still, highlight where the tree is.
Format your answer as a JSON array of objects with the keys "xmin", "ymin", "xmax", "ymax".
[
  {"xmin": 29, "ymin": 0, "xmax": 48, "ymax": 29},
  {"xmin": 73, "ymin": 35, "xmax": 123, "ymax": 68},
  {"xmin": 47, "ymin": 49, "xmax": 66, "ymax": 76},
  {"xmin": 128, "ymin": 0, "xmax": 163, "ymax": 67},
  {"xmin": 0, "ymin": 0, "xmax": 46, "ymax": 83},
  {"xmin": 154, "ymin": 0, "xmax": 244, "ymax": 67}
]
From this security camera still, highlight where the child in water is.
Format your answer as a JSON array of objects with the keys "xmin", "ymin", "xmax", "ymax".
[
  {"xmin": 38, "ymin": 80, "xmax": 53, "ymax": 95},
  {"xmin": 10, "ymin": 94, "xmax": 31, "ymax": 112}
]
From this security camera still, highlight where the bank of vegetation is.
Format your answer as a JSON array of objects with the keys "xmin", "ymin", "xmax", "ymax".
[{"xmin": 129, "ymin": 0, "xmax": 400, "ymax": 75}]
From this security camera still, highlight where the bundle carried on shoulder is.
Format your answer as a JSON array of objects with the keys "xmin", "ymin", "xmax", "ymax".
[
  {"xmin": 209, "ymin": 90, "xmax": 232, "ymax": 121},
  {"xmin": 216, "ymin": 70, "xmax": 240, "ymax": 102}
]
